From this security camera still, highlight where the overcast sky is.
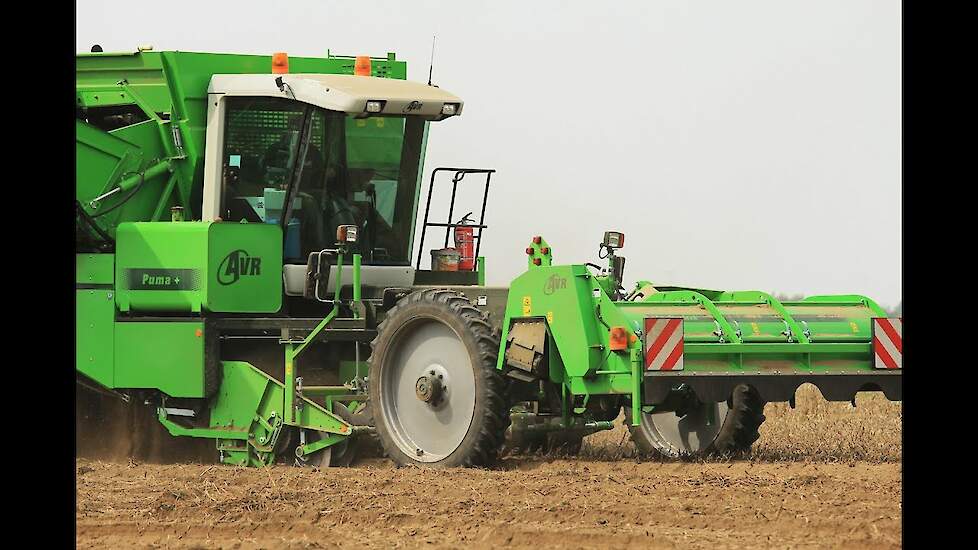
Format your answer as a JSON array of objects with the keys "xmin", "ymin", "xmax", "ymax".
[{"xmin": 77, "ymin": 0, "xmax": 901, "ymax": 308}]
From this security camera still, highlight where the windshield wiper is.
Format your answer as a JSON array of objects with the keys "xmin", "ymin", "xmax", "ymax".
[{"xmin": 279, "ymin": 105, "xmax": 314, "ymax": 235}]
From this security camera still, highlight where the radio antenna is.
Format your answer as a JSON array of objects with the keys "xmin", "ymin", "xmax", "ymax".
[{"xmin": 427, "ymin": 35, "xmax": 436, "ymax": 86}]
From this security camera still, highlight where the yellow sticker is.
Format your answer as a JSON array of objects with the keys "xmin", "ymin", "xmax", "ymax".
[
  {"xmin": 751, "ymin": 322, "xmax": 761, "ymax": 336},
  {"xmin": 522, "ymin": 296, "xmax": 531, "ymax": 316},
  {"xmin": 850, "ymin": 321, "xmax": 859, "ymax": 333},
  {"xmin": 376, "ymin": 118, "xmax": 385, "ymax": 128},
  {"xmin": 546, "ymin": 311, "xmax": 554, "ymax": 323},
  {"xmin": 356, "ymin": 119, "xmax": 367, "ymax": 127}
]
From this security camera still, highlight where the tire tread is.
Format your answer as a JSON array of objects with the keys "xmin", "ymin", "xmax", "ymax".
[{"xmin": 369, "ymin": 289, "xmax": 510, "ymax": 468}]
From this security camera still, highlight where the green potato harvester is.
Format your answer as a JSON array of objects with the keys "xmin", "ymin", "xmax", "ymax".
[{"xmin": 76, "ymin": 46, "xmax": 901, "ymax": 468}]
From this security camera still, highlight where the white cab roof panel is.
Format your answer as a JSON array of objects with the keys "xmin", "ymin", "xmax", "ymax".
[{"xmin": 208, "ymin": 74, "xmax": 463, "ymax": 119}]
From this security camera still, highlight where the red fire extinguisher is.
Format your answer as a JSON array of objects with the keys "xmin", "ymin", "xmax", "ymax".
[{"xmin": 454, "ymin": 212, "xmax": 476, "ymax": 271}]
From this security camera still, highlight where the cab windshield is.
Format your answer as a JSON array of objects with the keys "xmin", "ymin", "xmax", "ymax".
[{"xmin": 220, "ymin": 96, "xmax": 427, "ymax": 264}]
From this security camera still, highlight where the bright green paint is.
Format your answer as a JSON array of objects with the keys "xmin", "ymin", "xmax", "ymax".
[
  {"xmin": 115, "ymin": 221, "xmax": 282, "ymax": 313},
  {"xmin": 77, "ymin": 253, "xmax": 115, "ymax": 285},
  {"xmin": 206, "ymin": 222, "xmax": 283, "ymax": 313},
  {"xmin": 114, "ymin": 321, "xmax": 206, "ymax": 398},
  {"xmin": 76, "ymin": 289, "xmax": 115, "ymax": 387}
]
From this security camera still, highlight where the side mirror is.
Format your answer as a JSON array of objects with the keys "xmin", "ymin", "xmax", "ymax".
[{"xmin": 304, "ymin": 250, "xmax": 334, "ymax": 303}]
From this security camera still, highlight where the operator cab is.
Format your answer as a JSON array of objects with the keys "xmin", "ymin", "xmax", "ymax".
[{"xmin": 200, "ymin": 65, "xmax": 463, "ymax": 295}]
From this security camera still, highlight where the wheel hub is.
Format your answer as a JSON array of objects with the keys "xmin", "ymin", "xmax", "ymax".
[
  {"xmin": 378, "ymin": 320, "xmax": 474, "ymax": 462},
  {"xmin": 415, "ymin": 374, "xmax": 444, "ymax": 404}
]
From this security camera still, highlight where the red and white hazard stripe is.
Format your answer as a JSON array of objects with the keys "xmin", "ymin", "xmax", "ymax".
[
  {"xmin": 644, "ymin": 318, "xmax": 684, "ymax": 371},
  {"xmin": 872, "ymin": 318, "xmax": 902, "ymax": 370}
]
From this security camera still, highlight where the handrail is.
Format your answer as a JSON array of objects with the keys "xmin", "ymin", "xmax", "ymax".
[{"xmin": 415, "ymin": 167, "xmax": 495, "ymax": 270}]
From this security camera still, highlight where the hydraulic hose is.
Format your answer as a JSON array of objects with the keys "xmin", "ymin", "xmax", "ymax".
[
  {"xmin": 90, "ymin": 159, "xmax": 172, "ymax": 218},
  {"xmin": 91, "ymin": 170, "xmax": 145, "ymax": 218},
  {"xmin": 75, "ymin": 200, "xmax": 114, "ymax": 245}
]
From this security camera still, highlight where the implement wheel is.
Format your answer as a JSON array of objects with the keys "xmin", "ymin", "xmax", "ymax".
[
  {"xmin": 368, "ymin": 289, "xmax": 510, "ymax": 468},
  {"xmin": 294, "ymin": 432, "xmax": 354, "ymax": 468},
  {"xmin": 308, "ymin": 433, "xmax": 356, "ymax": 467},
  {"xmin": 629, "ymin": 384, "xmax": 766, "ymax": 457},
  {"xmin": 292, "ymin": 403, "xmax": 364, "ymax": 468}
]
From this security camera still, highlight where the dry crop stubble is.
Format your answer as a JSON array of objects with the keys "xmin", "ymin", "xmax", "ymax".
[
  {"xmin": 76, "ymin": 384, "xmax": 902, "ymax": 549},
  {"xmin": 578, "ymin": 384, "xmax": 901, "ymax": 463}
]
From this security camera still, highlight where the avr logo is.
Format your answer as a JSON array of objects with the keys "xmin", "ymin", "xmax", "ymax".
[
  {"xmin": 218, "ymin": 249, "xmax": 262, "ymax": 286},
  {"xmin": 543, "ymin": 274, "xmax": 567, "ymax": 295}
]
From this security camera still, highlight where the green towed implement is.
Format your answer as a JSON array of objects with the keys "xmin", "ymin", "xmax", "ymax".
[
  {"xmin": 495, "ymin": 233, "xmax": 900, "ymax": 459},
  {"xmin": 76, "ymin": 46, "xmax": 901, "ymax": 468}
]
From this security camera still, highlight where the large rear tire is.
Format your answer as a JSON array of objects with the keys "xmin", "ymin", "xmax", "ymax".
[
  {"xmin": 629, "ymin": 384, "xmax": 766, "ymax": 457},
  {"xmin": 368, "ymin": 289, "xmax": 510, "ymax": 468}
]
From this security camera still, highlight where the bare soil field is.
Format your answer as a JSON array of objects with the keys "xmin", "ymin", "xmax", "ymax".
[{"xmin": 76, "ymin": 386, "xmax": 902, "ymax": 549}]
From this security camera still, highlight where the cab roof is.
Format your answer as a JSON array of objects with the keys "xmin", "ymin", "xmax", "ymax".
[{"xmin": 208, "ymin": 73, "xmax": 463, "ymax": 120}]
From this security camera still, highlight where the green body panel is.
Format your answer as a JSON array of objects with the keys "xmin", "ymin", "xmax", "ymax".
[
  {"xmin": 206, "ymin": 222, "xmax": 283, "ymax": 313},
  {"xmin": 75, "ymin": 120, "xmax": 153, "ymax": 229},
  {"xmin": 76, "ymin": 253, "xmax": 116, "ymax": 388},
  {"xmin": 115, "ymin": 222, "xmax": 207, "ymax": 312},
  {"xmin": 114, "ymin": 221, "xmax": 282, "ymax": 313},
  {"xmin": 77, "ymin": 253, "xmax": 114, "ymax": 285},
  {"xmin": 504, "ymin": 264, "xmax": 630, "ymax": 379},
  {"xmin": 114, "ymin": 321, "xmax": 206, "ymax": 398},
  {"xmin": 76, "ymin": 289, "xmax": 115, "ymax": 387}
]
